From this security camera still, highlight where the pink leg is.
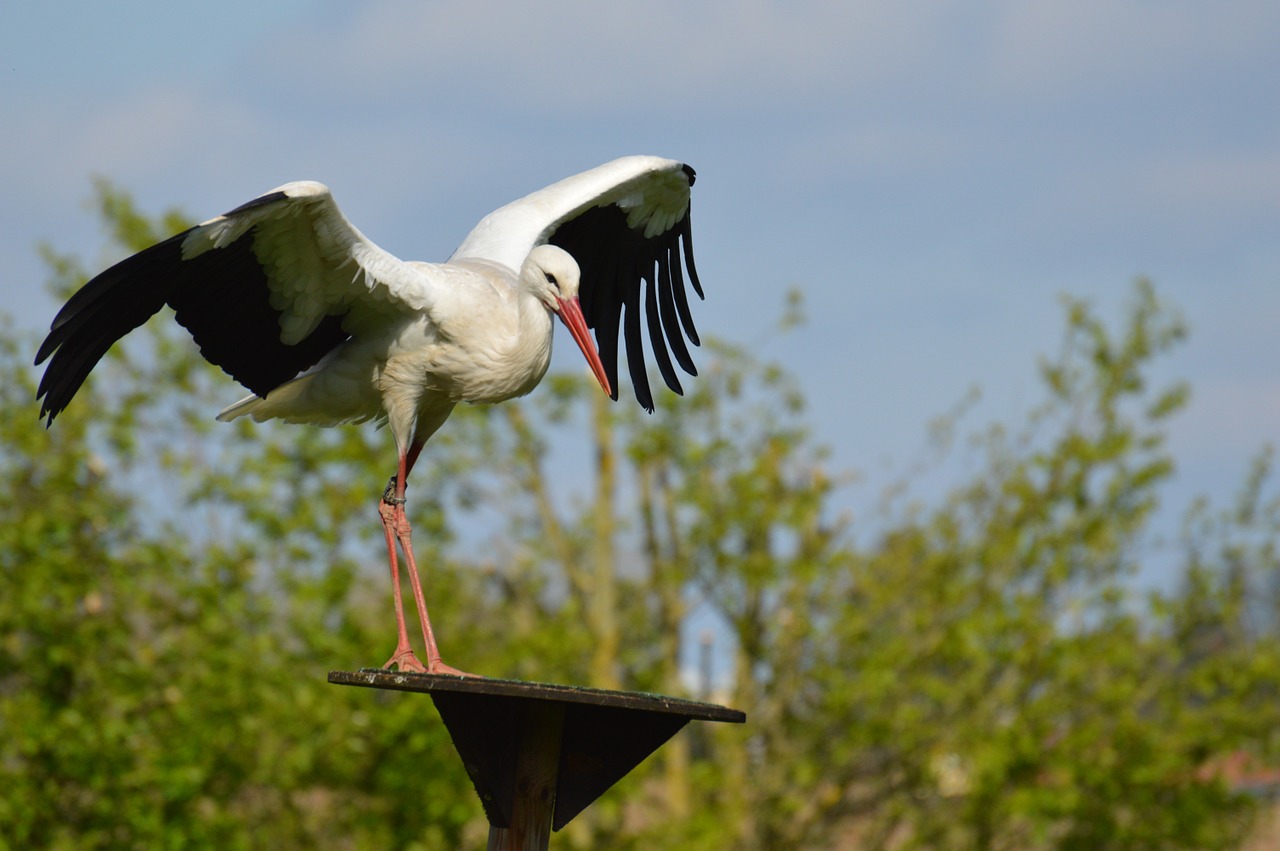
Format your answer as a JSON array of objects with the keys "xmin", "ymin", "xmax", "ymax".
[
  {"xmin": 378, "ymin": 493, "xmax": 427, "ymax": 673},
  {"xmin": 378, "ymin": 442, "xmax": 472, "ymax": 677}
]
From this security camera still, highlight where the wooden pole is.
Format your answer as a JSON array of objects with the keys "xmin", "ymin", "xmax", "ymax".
[{"xmin": 487, "ymin": 701, "xmax": 565, "ymax": 851}]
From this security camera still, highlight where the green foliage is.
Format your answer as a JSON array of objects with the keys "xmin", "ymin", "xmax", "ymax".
[{"xmin": 3, "ymin": 181, "xmax": 1279, "ymax": 849}]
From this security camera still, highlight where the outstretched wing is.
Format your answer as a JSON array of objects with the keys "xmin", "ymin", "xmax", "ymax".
[
  {"xmin": 35, "ymin": 182, "xmax": 433, "ymax": 425},
  {"xmin": 449, "ymin": 156, "xmax": 705, "ymax": 412}
]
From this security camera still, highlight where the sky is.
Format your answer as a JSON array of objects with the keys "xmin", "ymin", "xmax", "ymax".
[{"xmin": 3, "ymin": 2, "xmax": 1279, "ymax": 574}]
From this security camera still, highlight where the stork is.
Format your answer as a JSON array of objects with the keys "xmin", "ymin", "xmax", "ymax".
[{"xmin": 35, "ymin": 156, "xmax": 704, "ymax": 676}]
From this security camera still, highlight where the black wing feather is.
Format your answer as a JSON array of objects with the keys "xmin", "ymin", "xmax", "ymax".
[
  {"xmin": 622, "ymin": 257, "xmax": 653, "ymax": 412},
  {"xmin": 679, "ymin": 210, "xmax": 704, "ymax": 300},
  {"xmin": 36, "ymin": 230, "xmax": 188, "ymax": 423},
  {"xmin": 658, "ymin": 243, "xmax": 696, "ymax": 375},
  {"xmin": 644, "ymin": 257, "xmax": 682, "ymax": 396},
  {"xmin": 36, "ymin": 223, "xmax": 349, "ymax": 425},
  {"xmin": 593, "ymin": 265, "xmax": 624, "ymax": 401},
  {"xmin": 548, "ymin": 171, "xmax": 703, "ymax": 411},
  {"xmin": 165, "ymin": 230, "xmax": 348, "ymax": 396}
]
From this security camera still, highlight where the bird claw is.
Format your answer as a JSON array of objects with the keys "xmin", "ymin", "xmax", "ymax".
[
  {"xmin": 381, "ymin": 648, "xmax": 428, "ymax": 674},
  {"xmin": 380, "ymin": 649, "xmax": 475, "ymax": 678},
  {"xmin": 427, "ymin": 660, "xmax": 476, "ymax": 678}
]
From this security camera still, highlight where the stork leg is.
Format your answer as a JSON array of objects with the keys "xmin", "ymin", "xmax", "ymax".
[
  {"xmin": 378, "ymin": 441, "xmax": 471, "ymax": 677},
  {"xmin": 378, "ymin": 491, "xmax": 425, "ymax": 673}
]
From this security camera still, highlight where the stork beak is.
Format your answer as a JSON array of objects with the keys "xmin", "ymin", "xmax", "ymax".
[{"xmin": 556, "ymin": 296, "xmax": 612, "ymax": 397}]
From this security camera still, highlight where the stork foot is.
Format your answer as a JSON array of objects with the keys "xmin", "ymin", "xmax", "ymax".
[
  {"xmin": 382, "ymin": 648, "xmax": 429, "ymax": 674},
  {"xmin": 425, "ymin": 660, "xmax": 476, "ymax": 678},
  {"xmin": 380, "ymin": 648, "xmax": 476, "ymax": 678}
]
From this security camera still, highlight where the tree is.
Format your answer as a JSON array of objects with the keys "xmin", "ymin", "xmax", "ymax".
[
  {"xmin": 3, "ymin": 181, "xmax": 1278, "ymax": 849},
  {"xmin": 1, "ymin": 188, "xmax": 486, "ymax": 849}
]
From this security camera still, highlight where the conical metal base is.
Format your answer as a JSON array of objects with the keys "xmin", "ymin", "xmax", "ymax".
[{"xmin": 329, "ymin": 669, "xmax": 746, "ymax": 833}]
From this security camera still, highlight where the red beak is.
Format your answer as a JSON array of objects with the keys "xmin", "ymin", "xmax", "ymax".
[{"xmin": 557, "ymin": 296, "xmax": 612, "ymax": 397}]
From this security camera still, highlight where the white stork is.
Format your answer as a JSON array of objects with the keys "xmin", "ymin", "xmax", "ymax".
[{"xmin": 35, "ymin": 155, "xmax": 704, "ymax": 676}]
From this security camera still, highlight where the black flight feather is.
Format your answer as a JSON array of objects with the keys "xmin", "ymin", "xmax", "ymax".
[
  {"xmin": 548, "ymin": 167, "xmax": 703, "ymax": 411},
  {"xmin": 36, "ymin": 220, "xmax": 349, "ymax": 425}
]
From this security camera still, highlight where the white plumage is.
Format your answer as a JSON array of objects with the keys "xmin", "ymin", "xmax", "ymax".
[{"xmin": 36, "ymin": 155, "xmax": 705, "ymax": 676}]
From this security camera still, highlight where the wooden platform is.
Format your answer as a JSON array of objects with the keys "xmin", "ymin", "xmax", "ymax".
[{"xmin": 330, "ymin": 669, "xmax": 745, "ymax": 845}]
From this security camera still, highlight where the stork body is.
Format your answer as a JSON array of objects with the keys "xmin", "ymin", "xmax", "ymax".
[{"xmin": 36, "ymin": 156, "xmax": 704, "ymax": 675}]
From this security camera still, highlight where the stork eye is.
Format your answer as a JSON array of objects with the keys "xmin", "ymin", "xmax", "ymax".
[{"xmin": 545, "ymin": 272, "xmax": 559, "ymax": 288}]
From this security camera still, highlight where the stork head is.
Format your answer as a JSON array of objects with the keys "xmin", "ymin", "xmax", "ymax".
[{"xmin": 523, "ymin": 244, "xmax": 612, "ymax": 397}]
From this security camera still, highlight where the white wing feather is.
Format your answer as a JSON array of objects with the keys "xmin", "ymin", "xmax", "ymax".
[{"xmin": 448, "ymin": 155, "xmax": 693, "ymax": 272}]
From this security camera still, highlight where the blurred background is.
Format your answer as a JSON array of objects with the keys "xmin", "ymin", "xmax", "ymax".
[{"xmin": 3, "ymin": 2, "xmax": 1280, "ymax": 848}]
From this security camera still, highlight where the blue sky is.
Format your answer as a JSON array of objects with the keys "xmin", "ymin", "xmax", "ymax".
[{"xmin": 4, "ymin": 2, "xmax": 1279, "ymax": 557}]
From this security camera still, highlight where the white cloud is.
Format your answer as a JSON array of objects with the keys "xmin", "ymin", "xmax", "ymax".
[
  {"xmin": 250, "ymin": 1, "xmax": 962, "ymax": 113},
  {"xmin": 239, "ymin": 0, "xmax": 1280, "ymax": 126},
  {"xmin": 1136, "ymin": 149, "xmax": 1280, "ymax": 218},
  {"xmin": 985, "ymin": 0, "xmax": 1280, "ymax": 98}
]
